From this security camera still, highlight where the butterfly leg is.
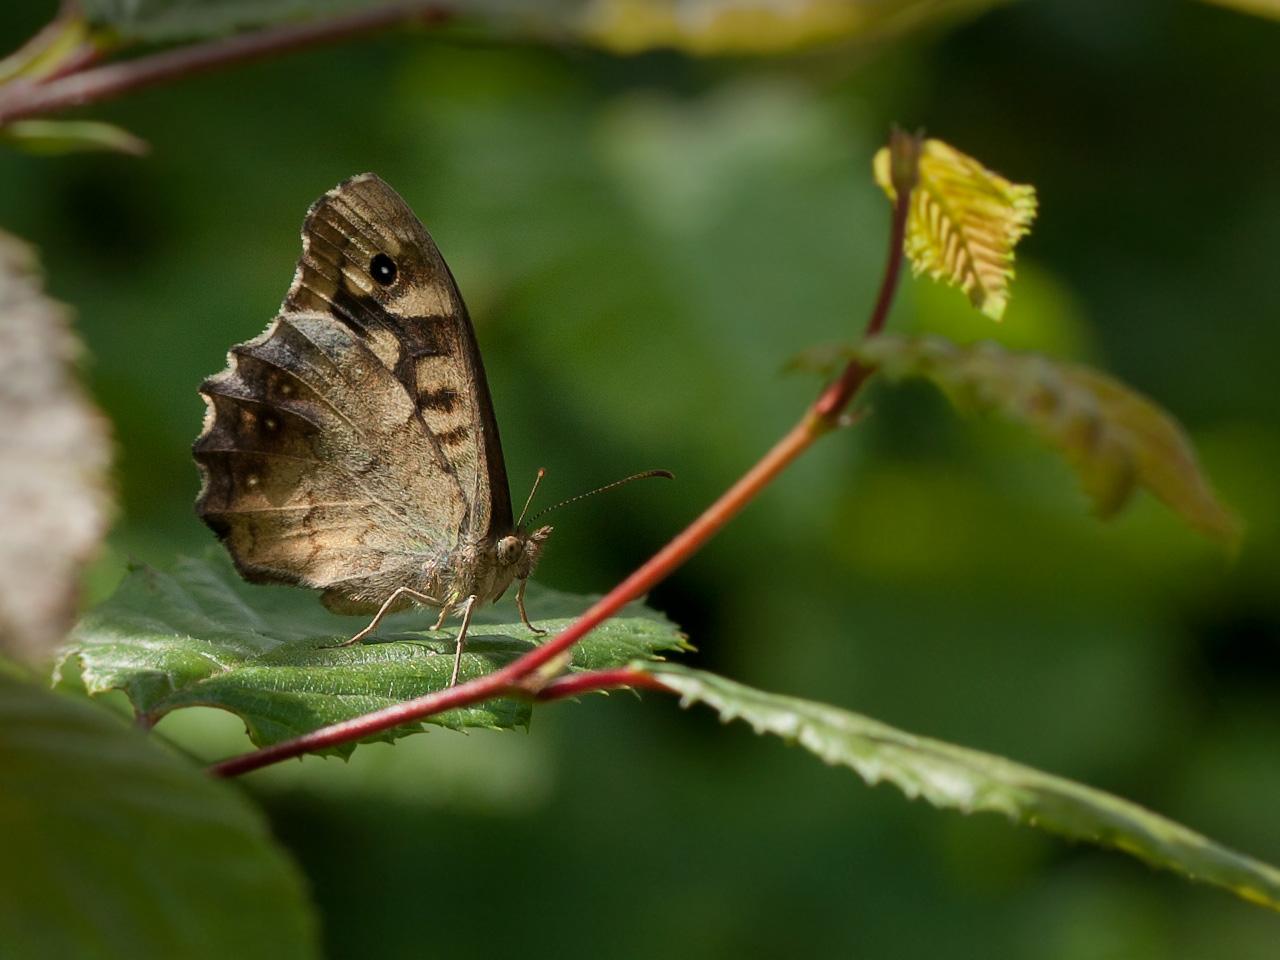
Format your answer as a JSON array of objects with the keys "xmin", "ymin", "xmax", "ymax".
[
  {"xmin": 333, "ymin": 587, "xmax": 443, "ymax": 647},
  {"xmin": 515, "ymin": 579, "xmax": 547, "ymax": 637},
  {"xmin": 429, "ymin": 599, "xmax": 455, "ymax": 632},
  {"xmin": 448, "ymin": 595, "xmax": 479, "ymax": 687}
]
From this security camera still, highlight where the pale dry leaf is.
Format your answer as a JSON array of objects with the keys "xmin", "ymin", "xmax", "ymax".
[{"xmin": 0, "ymin": 230, "xmax": 112, "ymax": 660}]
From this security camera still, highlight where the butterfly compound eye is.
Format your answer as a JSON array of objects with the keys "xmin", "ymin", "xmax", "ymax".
[
  {"xmin": 497, "ymin": 535, "xmax": 522, "ymax": 565},
  {"xmin": 369, "ymin": 252, "xmax": 397, "ymax": 286}
]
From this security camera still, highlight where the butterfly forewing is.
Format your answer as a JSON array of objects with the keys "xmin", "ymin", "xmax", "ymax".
[
  {"xmin": 284, "ymin": 174, "xmax": 513, "ymax": 541},
  {"xmin": 194, "ymin": 174, "xmax": 514, "ymax": 612}
]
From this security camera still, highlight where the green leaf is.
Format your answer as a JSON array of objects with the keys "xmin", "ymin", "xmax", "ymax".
[
  {"xmin": 855, "ymin": 334, "xmax": 1241, "ymax": 545},
  {"xmin": 642, "ymin": 662, "xmax": 1280, "ymax": 912},
  {"xmin": 1, "ymin": 120, "xmax": 149, "ymax": 156},
  {"xmin": 874, "ymin": 137, "xmax": 1036, "ymax": 320},
  {"xmin": 0, "ymin": 673, "xmax": 318, "ymax": 959},
  {"xmin": 60, "ymin": 551, "xmax": 688, "ymax": 754}
]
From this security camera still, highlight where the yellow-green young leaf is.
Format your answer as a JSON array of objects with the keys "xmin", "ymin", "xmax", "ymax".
[
  {"xmin": 577, "ymin": 0, "xmax": 1001, "ymax": 54},
  {"xmin": 1, "ymin": 120, "xmax": 149, "ymax": 156},
  {"xmin": 855, "ymin": 334, "xmax": 1240, "ymax": 544},
  {"xmin": 643, "ymin": 662, "xmax": 1280, "ymax": 913},
  {"xmin": 874, "ymin": 137, "xmax": 1036, "ymax": 320},
  {"xmin": 0, "ymin": 11, "xmax": 90, "ymax": 86},
  {"xmin": 1200, "ymin": 0, "xmax": 1280, "ymax": 21}
]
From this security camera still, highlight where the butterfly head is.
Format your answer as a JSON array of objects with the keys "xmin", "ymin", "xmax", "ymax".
[{"xmin": 496, "ymin": 525, "xmax": 553, "ymax": 581}]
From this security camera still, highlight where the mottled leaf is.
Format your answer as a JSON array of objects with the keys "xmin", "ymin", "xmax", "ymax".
[
  {"xmin": 60, "ymin": 551, "xmax": 688, "ymax": 754},
  {"xmin": 0, "ymin": 673, "xmax": 318, "ymax": 959},
  {"xmin": 856, "ymin": 334, "xmax": 1240, "ymax": 544},
  {"xmin": 0, "ymin": 231, "xmax": 112, "ymax": 661},
  {"xmin": 643, "ymin": 662, "xmax": 1280, "ymax": 912},
  {"xmin": 875, "ymin": 137, "xmax": 1036, "ymax": 320}
]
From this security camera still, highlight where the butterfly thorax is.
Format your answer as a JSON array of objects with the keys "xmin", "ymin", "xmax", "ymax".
[{"xmin": 391, "ymin": 523, "xmax": 550, "ymax": 615}]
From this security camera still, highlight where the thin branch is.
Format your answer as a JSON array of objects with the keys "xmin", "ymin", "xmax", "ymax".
[
  {"xmin": 535, "ymin": 667, "xmax": 670, "ymax": 703},
  {"xmin": 207, "ymin": 137, "xmax": 920, "ymax": 779},
  {"xmin": 0, "ymin": 2, "xmax": 451, "ymax": 124},
  {"xmin": 206, "ymin": 668, "xmax": 669, "ymax": 777},
  {"xmin": 813, "ymin": 127, "xmax": 917, "ymax": 420}
]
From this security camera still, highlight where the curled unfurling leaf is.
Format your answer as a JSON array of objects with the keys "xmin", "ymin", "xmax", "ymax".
[{"xmin": 874, "ymin": 137, "xmax": 1036, "ymax": 320}]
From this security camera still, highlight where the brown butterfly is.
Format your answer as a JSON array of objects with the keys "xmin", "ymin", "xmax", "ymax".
[{"xmin": 194, "ymin": 173, "xmax": 563, "ymax": 685}]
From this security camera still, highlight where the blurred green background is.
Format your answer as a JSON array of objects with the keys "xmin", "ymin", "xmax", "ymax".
[{"xmin": 3, "ymin": 1, "xmax": 1280, "ymax": 956}]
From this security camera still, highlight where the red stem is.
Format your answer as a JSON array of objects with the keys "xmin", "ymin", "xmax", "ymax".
[
  {"xmin": 206, "ymin": 145, "xmax": 918, "ymax": 780},
  {"xmin": 0, "ymin": 2, "xmax": 450, "ymax": 124},
  {"xmin": 208, "ymin": 419, "xmax": 824, "ymax": 778},
  {"xmin": 813, "ymin": 173, "xmax": 911, "ymax": 419},
  {"xmin": 535, "ymin": 668, "xmax": 671, "ymax": 702}
]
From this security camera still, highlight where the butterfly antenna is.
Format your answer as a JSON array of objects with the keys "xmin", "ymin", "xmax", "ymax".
[
  {"xmin": 528, "ymin": 469, "xmax": 674, "ymax": 523},
  {"xmin": 517, "ymin": 468, "xmax": 547, "ymax": 528}
]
